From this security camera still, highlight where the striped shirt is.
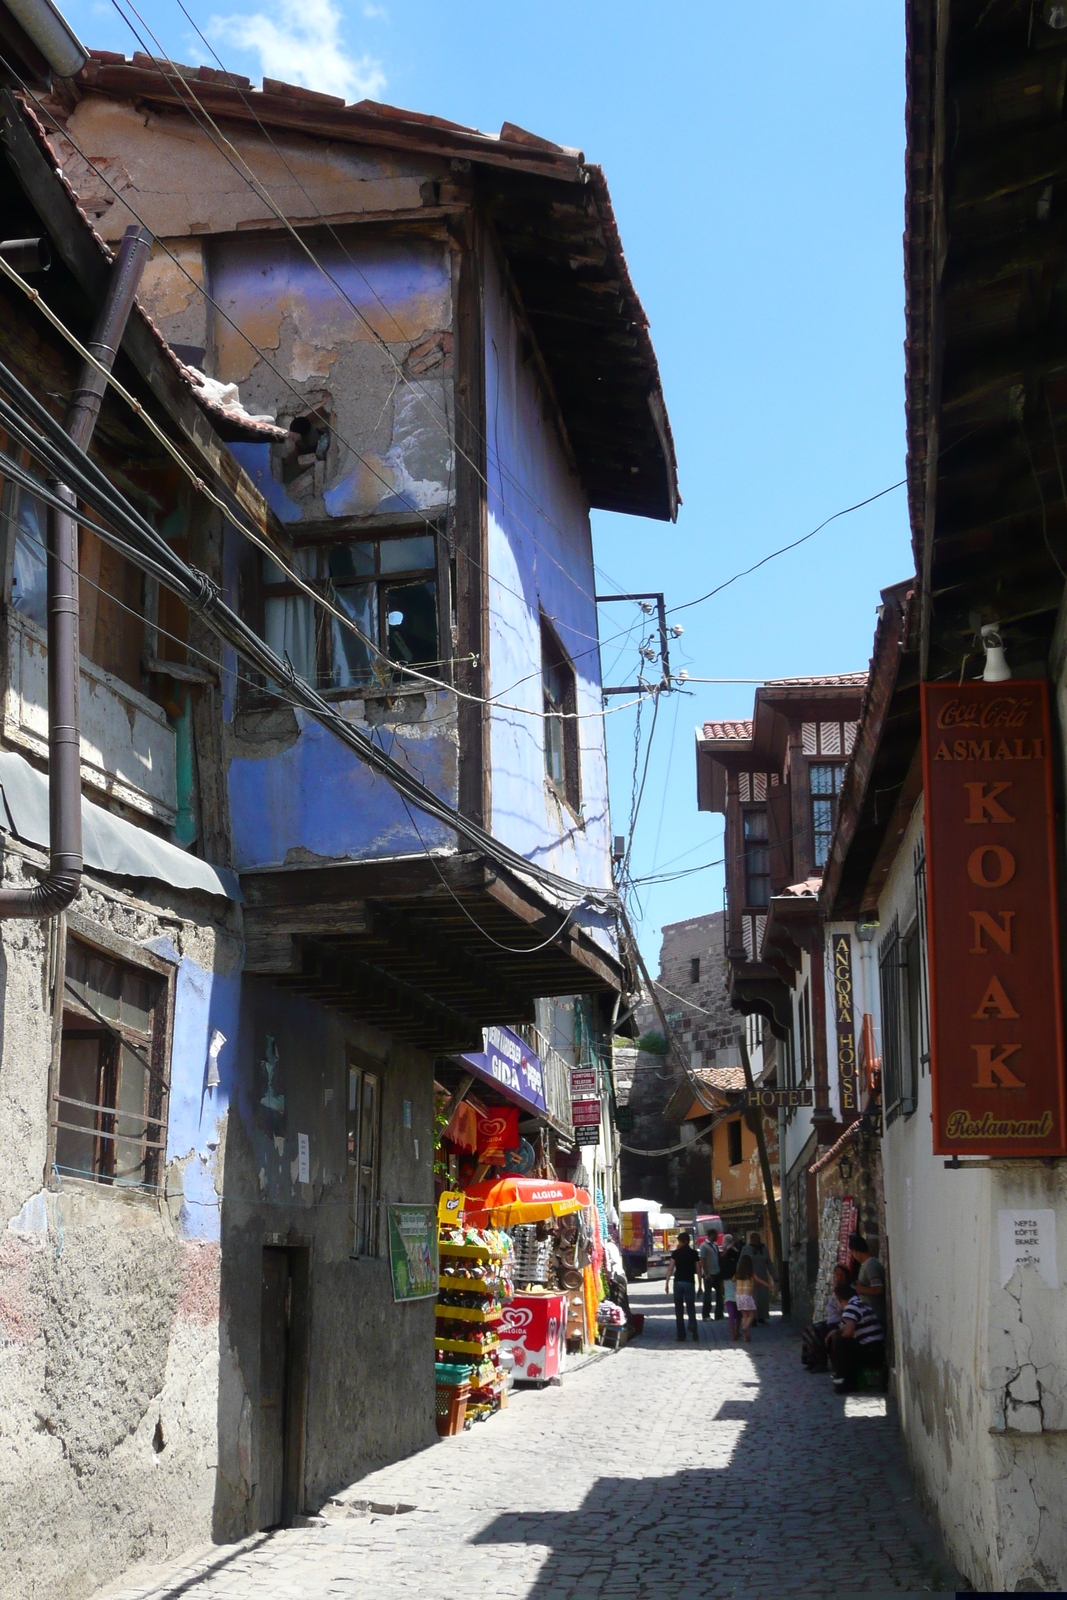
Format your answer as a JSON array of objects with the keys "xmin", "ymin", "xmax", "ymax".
[{"xmin": 842, "ymin": 1294, "xmax": 884, "ymax": 1346}]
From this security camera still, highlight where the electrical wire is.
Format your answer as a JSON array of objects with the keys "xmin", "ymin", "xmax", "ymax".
[
  {"xmin": 668, "ymin": 480, "xmax": 907, "ymax": 616},
  {"xmin": 0, "ymin": 251, "xmax": 637, "ymax": 721},
  {"xmin": 3, "ymin": 477, "xmax": 617, "ymax": 959},
  {"xmin": 23, "ymin": 52, "xmax": 610, "ymax": 647},
  {"xmin": 7, "ymin": 57, "xmax": 930, "ymax": 718},
  {"xmin": 0, "ymin": 361, "xmax": 617, "ymax": 907},
  {"xmin": 108, "ymin": 2, "xmax": 638, "ymax": 618},
  {"xmin": 7, "ymin": 75, "xmax": 902, "ymax": 718}
]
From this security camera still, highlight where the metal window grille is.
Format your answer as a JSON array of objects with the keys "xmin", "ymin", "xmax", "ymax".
[{"xmin": 55, "ymin": 937, "xmax": 170, "ymax": 1189}]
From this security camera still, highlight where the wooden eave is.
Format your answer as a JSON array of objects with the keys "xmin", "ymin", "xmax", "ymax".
[
  {"xmin": 750, "ymin": 682, "xmax": 867, "ymax": 767},
  {"xmin": 241, "ymin": 852, "xmax": 625, "ymax": 1054},
  {"xmin": 820, "ymin": 583, "xmax": 922, "ymax": 922},
  {"xmin": 906, "ymin": 0, "xmax": 1067, "ymax": 681},
  {"xmin": 727, "ymin": 963, "xmax": 795, "ymax": 1037},
  {"xmin": 62, "ymin": 59, "xmax": 679, "ymax": 522}
]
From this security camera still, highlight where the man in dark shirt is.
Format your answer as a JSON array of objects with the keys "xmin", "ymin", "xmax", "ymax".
[{"xmin": 666, "ymin": 1230, "xmax": 700, "ymax": 1342}]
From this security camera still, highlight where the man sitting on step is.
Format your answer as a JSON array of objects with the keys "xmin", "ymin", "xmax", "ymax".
[{"xmin": 831, "ymin": 1280, "xmax": 886, "ymax": 1393}]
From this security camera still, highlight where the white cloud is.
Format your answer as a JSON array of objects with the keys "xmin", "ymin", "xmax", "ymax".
[
  {"xmin": 208, "ymin": 0, "xmax": 386, "ymax": 102},
  {"xmin": 363, "ymin": 3, "xmax": 388, "ymax": 17}
]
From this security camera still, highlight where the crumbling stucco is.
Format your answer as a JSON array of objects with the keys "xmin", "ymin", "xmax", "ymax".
[{"xmin": 43, "ymin": 98, "xmax": 441, "ymax": 243}]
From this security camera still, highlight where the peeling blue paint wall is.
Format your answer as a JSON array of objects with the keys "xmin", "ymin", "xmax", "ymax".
[
  {"xmin": 155, "ymin": 936, "xmax": 242, "ymax": 1243},
  {"xmin": 226, "ymin": 704, "xmax": 457, "ymax": 869},
  {"xmin": 482, "ymin": 245, "xmax": 615, "ymax": 935}
]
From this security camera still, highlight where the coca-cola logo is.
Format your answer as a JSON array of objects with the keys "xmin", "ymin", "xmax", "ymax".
[{"xmin": 936, "ymin": 697, "xmax": 1033, "ymax": 731}]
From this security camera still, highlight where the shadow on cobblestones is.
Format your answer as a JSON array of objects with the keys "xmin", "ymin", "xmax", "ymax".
[{"xmin": 88, "ymin": 1284, "xmax": 963, "ymax": 1600}]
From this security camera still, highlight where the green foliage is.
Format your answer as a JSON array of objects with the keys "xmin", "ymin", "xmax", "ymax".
[{"xmin": 636, "ymin": 1029, "xmax": 669, "ymax": 1055}]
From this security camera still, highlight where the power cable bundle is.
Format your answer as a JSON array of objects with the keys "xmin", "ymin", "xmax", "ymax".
[{"xmin": 0, "ymin": 348, "xmax": 616, "ymax": 913}]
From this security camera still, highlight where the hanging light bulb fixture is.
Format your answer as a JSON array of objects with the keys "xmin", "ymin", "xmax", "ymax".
[{"xmin": 980, "ymin": 622, "xmax": 1011, "ymax": 682}]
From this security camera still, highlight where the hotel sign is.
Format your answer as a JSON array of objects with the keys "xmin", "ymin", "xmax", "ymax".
[
  {"xmin": 832, "ymin": 933, "xmax": 859, "ymax": 1120},
  {"xmin": 921, "ymin": 682, "xmax": 1066, "ymax": 1156}
]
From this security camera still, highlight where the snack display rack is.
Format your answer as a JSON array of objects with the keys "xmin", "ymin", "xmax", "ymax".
[{"xmin": 435, "ymin": 1225, "xmax": 515, "ymax": 1423}]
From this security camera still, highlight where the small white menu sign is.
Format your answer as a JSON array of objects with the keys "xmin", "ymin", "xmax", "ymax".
[
  {"xmin": 298, "ymin": 1132, "xmax": 310, "ymax": 1185},
  {"xmin": 999, "ymin": 1209, "xmax": 1057, "ymax": 1290}
]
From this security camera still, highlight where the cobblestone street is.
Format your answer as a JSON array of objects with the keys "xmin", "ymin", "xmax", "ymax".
[{"xmin": 93, "ymin": 1282, "xmax": 960, "ymax": 1600}]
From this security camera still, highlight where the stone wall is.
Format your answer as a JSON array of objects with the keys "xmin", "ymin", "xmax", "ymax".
[
  {"xmin": 619, "ymin": 912, "xmax": 742, "ymax": 1211},
  {"xmin": 0, "ymin": 843, "xmax": 241, "ymax": 1600}
]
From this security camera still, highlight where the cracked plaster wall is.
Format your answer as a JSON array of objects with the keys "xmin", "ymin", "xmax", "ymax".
[
  {"xmin": 877, "ymin": 797, "xmax": 1067, "ymax": 1592},
  {"xmin": 0, "ymin": 855, "xmax": 242, "ymax": 1600}
]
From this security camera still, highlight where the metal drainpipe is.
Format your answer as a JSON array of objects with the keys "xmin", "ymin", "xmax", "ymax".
[{"xmin": 0, "ymin": 224, "xmax": 151, "ymax": 918}]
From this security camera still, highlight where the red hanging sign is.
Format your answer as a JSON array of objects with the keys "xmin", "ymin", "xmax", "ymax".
[
  {"xmin": 476, "ymin": 1106, "xmax": 520, "ymax": 1162},
  {"xmin": 921, "ymin": 681, "xmax": 1067, "ymax": 1156}
]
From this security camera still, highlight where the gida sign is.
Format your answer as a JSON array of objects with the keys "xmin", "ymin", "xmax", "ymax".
[{"xmin": 921, "ymin": 681, "xmax": 1066, "ymax": 1156}]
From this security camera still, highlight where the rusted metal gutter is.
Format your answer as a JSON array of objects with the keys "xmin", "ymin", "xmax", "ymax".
[{"xmin": 0, "ymin": 222, "xmax": 150, "ymax": 918}]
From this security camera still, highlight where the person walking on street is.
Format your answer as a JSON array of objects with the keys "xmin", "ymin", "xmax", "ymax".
[
  {"xmin": 666, "ymin": 1229, "xmax": 701, "ymax": 1341},
  {"xmin": 749, "ymin": 1232, "xmax": 776, "ymax": 1324},
  {"xmin": 734, "ymin": 1242, "xmax": 759, "ymax": 1342},
  {"xmin": 699, "ymin": 1232, "xmax": 721, "ymax": 1321},
  {"xmin": 719, "ymin": 1233, "xmax": 741, "ymax": 1340}
]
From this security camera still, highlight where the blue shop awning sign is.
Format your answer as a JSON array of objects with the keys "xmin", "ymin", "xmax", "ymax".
[{"xmin": 459, "ymin": 1026, "xmax": 547, "ymax": 1115}]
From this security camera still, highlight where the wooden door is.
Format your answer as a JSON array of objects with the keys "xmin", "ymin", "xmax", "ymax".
[{"xmin": 259, "ymin": 1248, "xmax": 290, "ymax": 1529}]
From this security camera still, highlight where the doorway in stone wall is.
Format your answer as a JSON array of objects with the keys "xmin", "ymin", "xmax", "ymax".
[{"xmin": 259, "ymin": 1245, "xmax": 310, "ymax": 1529}]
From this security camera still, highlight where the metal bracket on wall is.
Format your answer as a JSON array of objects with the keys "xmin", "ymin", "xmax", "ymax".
[{"xmin": 595, "ymin": 591, "xmax": 671, "ymax": 697}]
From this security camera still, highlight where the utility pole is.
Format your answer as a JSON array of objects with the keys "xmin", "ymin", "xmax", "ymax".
[{"xmin": 739, "ymin": 1032, "xmax": 788, "ymax": 1314}]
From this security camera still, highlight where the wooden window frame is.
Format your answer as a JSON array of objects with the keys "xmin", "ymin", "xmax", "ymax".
[
  {"xmin": 540, "ymin": 611, "xmax": 580, "ymax": 816},
  {"xmin": 798, "ymin": 981, "xmax": 812, "ymax": 1084},
  {"xmin": 48, "ymin": 915, "xmax": 177, "ymax": 1192},
  {"xmin": 809, "ymin": 760, "xmax": 846, "ymax": 870},
  {"xmin": 347, "ymin": 1046, "xmax": 382, "ymax": 1258},
  {"xmin": 242, "ymin": 517, "xmax": 447, "ymax": 707},
  {"xmin": 742, "ymin": 805, "xmax": 771, "ymax": 909}
]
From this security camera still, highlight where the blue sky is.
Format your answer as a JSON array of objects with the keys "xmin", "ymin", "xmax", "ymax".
[{"xmin": 64, "ymin": 0, "xmax": 910, "ymax": 965}]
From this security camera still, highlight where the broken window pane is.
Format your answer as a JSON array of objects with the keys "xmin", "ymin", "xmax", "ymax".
[
  {"xmin": 114, "ymin": 1043, "xmax": 149, "ymax": 1185},
  {"xmin": 327, "ymin": 541, "xmax": 375, "ymax": 581},
  {"xmin": 384, "ymin": 580, "xmax": 437, "ymax": 665}
]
